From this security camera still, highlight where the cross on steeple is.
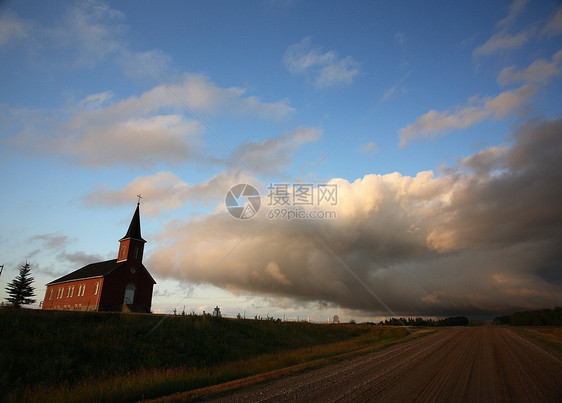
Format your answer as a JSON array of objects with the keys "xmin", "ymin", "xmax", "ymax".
[{"xmin": 137, "ymin": 194, "xmax": 142, "ymax": 205}]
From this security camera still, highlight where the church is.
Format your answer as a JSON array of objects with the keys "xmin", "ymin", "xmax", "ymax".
[{"xmin": 41, "ymin": 202, "xmax": 156, "ymax": 312}]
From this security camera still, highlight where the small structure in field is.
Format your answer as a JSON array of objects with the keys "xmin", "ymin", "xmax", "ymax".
[
  {"xmin": 213, "ymin": 306, "xmax": 222, "ymax": 317},
  {"xmin": 41, "ymin": 202, "xmax": 156, "ymax": 312}
]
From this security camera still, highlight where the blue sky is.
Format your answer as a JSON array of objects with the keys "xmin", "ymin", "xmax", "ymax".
[{"xmin": 1, "ymin": 0, "xmax": 561, "ymax": 321}]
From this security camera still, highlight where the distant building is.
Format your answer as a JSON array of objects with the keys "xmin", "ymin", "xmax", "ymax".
[
  {"xmin": 213, "ymin": 306, "xmax": 221, "ymax": 317},
  {"xmin": 41, "ymin": 203, "xmax": 156, "ymax": 312},
  {"xmin": 333, "ymin": 314, "xmax": 340, "ymax": 324}
]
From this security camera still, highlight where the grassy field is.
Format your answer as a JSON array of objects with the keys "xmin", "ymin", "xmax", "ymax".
[
  {"xmin": 515, "ymin": 327, "xmax": 562, "ymax": 351},
  {"xmin": 0, "ymin": 309, "xmax": 415, "ymax": 402}
]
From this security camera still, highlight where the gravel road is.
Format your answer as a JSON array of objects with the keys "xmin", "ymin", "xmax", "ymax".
[{"xmin": 209, "ymin": 327, "xmax": 562, "ymax": 402}]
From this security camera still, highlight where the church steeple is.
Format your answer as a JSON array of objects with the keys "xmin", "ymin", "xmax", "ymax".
[{"xmin": 117, "ymin": 201, "xmax": 147, "ymax": 263}]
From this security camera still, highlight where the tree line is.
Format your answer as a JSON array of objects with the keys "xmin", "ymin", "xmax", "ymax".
[
  {"xmin": 494, "ymin": 307, "xmax": 561, "ymax": 326},
  {"xmin": 378, "ymin": 316, "xmax": 469, "ymax": 327}
]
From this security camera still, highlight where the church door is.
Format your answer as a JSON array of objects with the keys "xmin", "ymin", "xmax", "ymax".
[{"xmin": 124, "ymin": 283, "xmax": 136, "ymax": 304}]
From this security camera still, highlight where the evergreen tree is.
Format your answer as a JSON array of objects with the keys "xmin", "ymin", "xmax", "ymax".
[{"xmin": 5, "ymin": 262, "xmax": 36, "ymax": 308}]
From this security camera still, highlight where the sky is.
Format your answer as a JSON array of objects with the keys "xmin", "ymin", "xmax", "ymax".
[{"xmin": 1, "ymin": 0, "xmax": 561, "ymax": 322}]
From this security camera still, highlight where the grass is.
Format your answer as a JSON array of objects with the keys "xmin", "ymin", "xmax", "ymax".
[
  {"xmin": 514, "ymin": 327, "xmax": 562, "ymax": 352},
  {"xmin": 0, "ymin": 309, "xmax": 417, "ymax": 402}
]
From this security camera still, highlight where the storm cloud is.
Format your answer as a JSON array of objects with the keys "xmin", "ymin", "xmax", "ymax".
[{"xmin": 148, "ymin": 117, "xmax": 562, "ymax": 317}]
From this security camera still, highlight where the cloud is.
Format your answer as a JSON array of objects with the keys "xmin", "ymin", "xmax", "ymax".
[
  {"xmin": 30, "ymin": 233, "xmax": 70, "ymax": 250},
  {"xmin": 230, "ymin": 127, "xmax": 321, "ymax": 175},
  {"xmin": 498, "ymin": 49, "xmax": 562, "ymax": 85},
  {"xmin": 497, "ymin": 0, "xmax": 529, "ymax": 29},
  {"xmin": 80, "ymin": 126, "xmax": 320, "ymax": 213},
  {"xmin": 473, "ymin": 29, "xmax": 534, "ymax": 57},
  {"xmin": 473, "ymin": 0, "xmax": 533, "ymax": 57},
  {"xmin": 399, "ymin": 85, "xmax": 536, "ymax": 147},
  {"xmin": 62, "ymin": 1, "xmax": 124, "ymax": 64},
  {"xmin": 117, "ymin": 49, "xmax": 173, "ymax": 78},
  {"xmin": 12, "ymin": 74, "xmax": 294, "ymax": 167},
  {"xmin": 61, "ymin": 114, "xmax": 200, "ymax": 167},
  {"xmin": 147, "ymin": 117, "xmax": 562, "ymax": 317},
  {"xmin": 542, "ymin": 6, "xmax": 562, "ymax": 37},
  {"xmin": 458, "ymin": 146, "xmax": 508, "ymax": 174},
  {"xmin": 265, "ymin": 262, "xmax": 292, "ymax": 285},
  {"xmin": 5, "ymin": 2, "xmax": 295, "ymax": 168},
  {"xmin": 83, "ymin": 169, "xmax": 255, "ymax": 216},
  {"xmin": 0, "ymin": 12, "xmax": 31, "ymax": 46},
  {"xmin": 3, "ymin": 1, "xmax": 159, "ymax": 78},
  {"xmin": 57, "ymin": 251, "xmax": 106, "ymax": 267},
  {"xmin": 29, "ymin": 232, "xmax": 105, "ymax": 271},
  {"xmin": 359, "ymin": 141, "xmax": 379, "ymax": 155},
  {"xmin": 41, "ymin": 1, "xmax": 171, "ymax": 76},
  {"xmin": 283, "ymin": 37, "xmax": 360, "ymax": 88}
]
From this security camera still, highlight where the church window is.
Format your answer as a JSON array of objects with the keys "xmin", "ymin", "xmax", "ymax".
[
  {"xmin": 49, "ymin": 289, "xmax": 53, "ymax": 300},
  {"xmin": 121, "ymin": 246, "xmax": 126, "ymax": 259},
  {"xmin": 94, "ymin": 282, "xmax": 99, "ymax": 295}
]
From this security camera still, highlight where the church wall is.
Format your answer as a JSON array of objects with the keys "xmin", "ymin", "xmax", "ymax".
[{"xmin": 42, "ymin": 277, "xmax": 104, "ymax": 311}]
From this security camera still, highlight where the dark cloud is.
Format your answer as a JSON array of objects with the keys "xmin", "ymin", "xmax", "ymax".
[{"xmin": 148, "ymin": 118, "xmax": 562, "ymax": 317}]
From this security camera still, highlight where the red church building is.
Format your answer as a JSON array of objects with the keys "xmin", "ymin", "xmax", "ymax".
[{"xmin": 42, "ymin": 203, "xmax": 156, "ymax": 312}]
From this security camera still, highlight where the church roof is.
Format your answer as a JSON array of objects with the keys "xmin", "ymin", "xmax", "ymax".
[
  {"xmin": 47, "ymin": 259, "xmax": 124, "ymax": 285},
  {"xmin": 120, "ymin": 203, "xmax": 146, "ymax": 242},
  {"xmin": 46, "ymin": 258, "xmax": 156, "ymax": 285}
]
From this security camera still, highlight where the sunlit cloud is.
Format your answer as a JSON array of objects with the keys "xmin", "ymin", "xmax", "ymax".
[
  {"xmin": 11, "ymin": 74, "xmax": 295, "ymax": 167},
  {"xmin": 399, "ymin": 85, "xmax": 536, "ymax": 147},
  {"xmin": 146, "ymin": 117, "xmax": 562, "ymax": 316},
  {"xmin": 473, "ymin": 0, "xmax": 533, "ymax": 57},
  {"xmin": 83, "ymin": 169, "xmax": 255, "ymax": 216},
  {"xmin": 498, "ymin": 49, "xmax": 562, "ymax": 85},
  {"xmin": 473, "ymin": 29, "xmax": 534, "ymax": 57}
]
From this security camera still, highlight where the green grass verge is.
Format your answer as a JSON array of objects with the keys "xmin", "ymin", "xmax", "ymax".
[{"xmin": 0, "ymin": 309, "xmax": 418, "ymax": 402}]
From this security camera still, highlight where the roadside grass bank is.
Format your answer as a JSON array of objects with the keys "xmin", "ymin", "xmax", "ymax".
[
  {"xmin": 148, "ymin": 328, "xmax": 434, "ymax": 403},
  {"xmin": 514, "ymin": 327, "xmax": 562, "ymax": 352},
  {"xmin": 0, "ymin": 308, "xmax": 420, "ymax": 402}
]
